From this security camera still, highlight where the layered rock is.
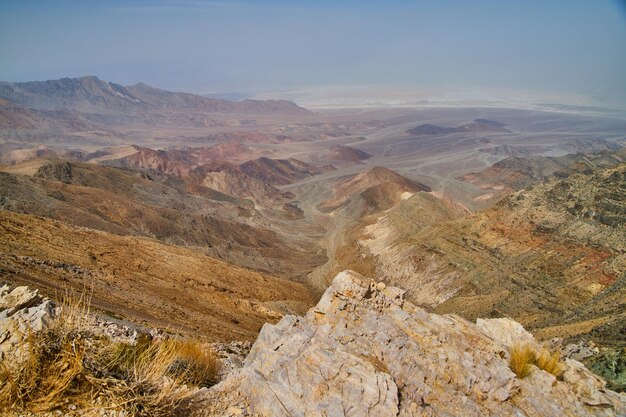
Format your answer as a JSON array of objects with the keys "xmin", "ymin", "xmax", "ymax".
[
  {"xmin": 0, "ymin": 284, "xmax": 56, "ymax": 360},
  {"xmin": 357, "ymin": 164, "xmax": 626, "ymax": 348},
  {"xmin": 206, "ymin": 271, "xmax": 625, "ymax": 416}
]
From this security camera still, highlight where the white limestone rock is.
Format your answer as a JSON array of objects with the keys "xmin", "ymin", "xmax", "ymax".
[
  {"xmin": 0, "ymin": 284, "xmax": 56, "ymax": 359},
  {"xmin": 209, "ymin": 270, "xmax": 626, "ymax": 417}
]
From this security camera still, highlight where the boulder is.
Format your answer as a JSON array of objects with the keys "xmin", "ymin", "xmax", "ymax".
[
  {"xmin": 209, "ymin": 271, "xmax": 626, "ymax": 416},
  {"xmin": 0, "ymin": 284, "xmax": 56, "ymax": 359}
]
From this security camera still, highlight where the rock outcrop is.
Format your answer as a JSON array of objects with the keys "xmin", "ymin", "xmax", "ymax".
[
  {"xmin": 206, "ymin": 271, "xmax": 625, "ymax": 416},
  {"xmin": 0, "ymin": 284, "xmax": 56, "ymax": 360}
]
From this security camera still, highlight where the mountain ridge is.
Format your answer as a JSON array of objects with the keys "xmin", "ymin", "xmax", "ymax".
[{"xmin": 0, "ymin": 76, "xmax": 311, "ymax": 115}]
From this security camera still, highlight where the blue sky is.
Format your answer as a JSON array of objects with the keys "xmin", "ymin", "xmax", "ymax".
[{"xmin": 1, "ymin": 0, "xmax": 625, "ymax": 104}]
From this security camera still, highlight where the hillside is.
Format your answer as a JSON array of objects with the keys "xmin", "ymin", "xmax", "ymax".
[
  {"xmin": 319, "ymin": 166, "xmax": 431, "ymax": 212},
  {"xmin": 0, "ymin": 210, "xmax": 315, "ymax": 341},
  {"xmin": 0, "ymin": 76, "xmax": 310, "ymax": 115},
  {"xmin": 0, "ymin": 160, "xmax": 327, "ymax": 278},
  {"xmin": 357, "ymin": 164, "xmax": 625, "ymax": 347}
]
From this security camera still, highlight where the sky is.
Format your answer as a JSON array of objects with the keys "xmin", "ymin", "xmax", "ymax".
[{"xmin": 1, "ymin": 0, "xmax": 625, "ymax": 106}]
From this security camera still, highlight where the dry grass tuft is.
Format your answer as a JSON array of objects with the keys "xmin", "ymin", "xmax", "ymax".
[
  {"xmin": 0, "ymin": 292, "xmax": 92, "ymax": 412},
  {"xmin": 164, "ymin": 339, "xmax": 221, "ymax": 388},
  {"xmin": 508, "ymin": 343, "xmax": 564, "ymax": 379},
  {"xmin": 535, "ymin": 349, "xmax": 564, "ymax": 378},
  {"xmin": 0, "ymin": 293, "xmax": 221, "ymax": 416},
  {"xmin": 509, "ymin": 344, "xmax": 536, "ymax": 379}
]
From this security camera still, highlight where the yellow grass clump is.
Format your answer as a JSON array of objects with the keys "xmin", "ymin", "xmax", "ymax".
[
  {"xmin": 535, "ymin": 349, "xmax": 563, "ymax": 377},
  {"xmin": 509, "ymin": 344, "xmax": 536, "ymax": 379},
  {"xmin": 508, "ymin": 343, "xmax": 564, "ymax": 379},
  {"xmin": 0, "ymin": 294, "xmax": 221, "ymax": 416}
]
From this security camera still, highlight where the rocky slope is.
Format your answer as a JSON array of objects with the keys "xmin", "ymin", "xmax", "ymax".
[
  {"xmin": 0, "ymin": 210, "xmax": 316, "ymax": 341},
  {"xmin": 319, "ymin": 166, "xmax": 431, "ymax": 212},
  {"xmin": 357, "ymin": 164, "xmax": 625, "ymax": 349},
  {"xmin": 460, "ymin": 148, "xmax": 626, "ymax": 205},
  {"xmin": 203, "ymin": 271, "xmax": 625, "ymax": 416}
]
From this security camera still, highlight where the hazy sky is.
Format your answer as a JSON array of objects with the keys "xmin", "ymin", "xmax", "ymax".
[{"xmin": 1, "ymin": 0, "xmax": 625, "ymax": 104}]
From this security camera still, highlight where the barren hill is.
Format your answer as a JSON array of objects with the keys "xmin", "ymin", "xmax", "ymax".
[
  {"xmin": 327, "ymin": 144, "xmax": 372, "ymax": 162},
  {"xmin": 319, "ymin": 166, "xmax": 431, "ymax": 212},
  {"xmin": 358, "ymin": 164, "xmax": 626, "ymax": 346},
  {"xmin": 239, "ymin": 157, "xmax": 335, "ymax": 185},
  {"xmin": 407, "ymin": 118, "xmax": 511, "ymax": 135},
  {"xmin": 0, "ymin": 210, "xmax": 315, "ymax": 341}
]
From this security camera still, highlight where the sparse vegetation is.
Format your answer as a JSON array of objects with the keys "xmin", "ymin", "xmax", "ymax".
[
  {"xmin": 535, "ymin": 349, "xmax": 563, "ymax": 377},
  {"xmin": 0, "ymin": 295, "xmax": 220, "ymax": 416},
  {"xmin": 508, "ymin": 343, "xmax": 563, "ymax": 379},
  {"xmin": 509, "ymin": 344, "xmax": 536, "ymax": 379}
]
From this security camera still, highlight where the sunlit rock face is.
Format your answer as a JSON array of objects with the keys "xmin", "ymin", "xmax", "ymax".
[{"xmin": 209, "ymin": 270, "xmax": 625, "ymax": 417}]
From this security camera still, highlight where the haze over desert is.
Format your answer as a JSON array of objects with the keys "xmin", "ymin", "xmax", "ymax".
[{"xmin": 0, "ymin": 1, "xmax": 625, "ymax": 416}]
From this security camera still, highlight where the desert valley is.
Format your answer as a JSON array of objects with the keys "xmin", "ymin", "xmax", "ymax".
[
  {"xmin": 4, "ymin": 5, "xmax": 626, "ymax": 417},
  {"xmin": 0, "ymin": 73, "xmax": 624, "ymax": 416}
]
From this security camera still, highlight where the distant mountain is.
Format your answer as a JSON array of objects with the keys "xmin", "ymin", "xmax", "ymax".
[
  {"xmin": 327, "ymin": 145, "xmax": 372, "ymax": 162},
  {"xmin": 0, "ymin": 76, "xmax": 146, "ymax": 113},
  {"xmin": 407, "ymin": 118, "xmax": 511, "ymax": 135},
  {"xmin": 459, "ymin": 149, "xmax": 626, "ymax": 204},
  {"xmin": 125, "ymin": 82, "xmax": 310, "ymax": 115},
  {"xmin": 0, "ymin": 97, "xmax": 100, "ymax": 131},
  {"xmin": 240, "ymin": 157, "xmax": 336, "ymax": 185},
  {"xmin": 0, "ymin": 76, "xmax": 311, "ymax": 115}
]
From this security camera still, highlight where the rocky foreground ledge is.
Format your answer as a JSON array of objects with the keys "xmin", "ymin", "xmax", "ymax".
[
  {"xmin": 203, "ymin": 271, "xmax": 625, "ymax": 417},
  {"xmin": 2, "ymin": 274, "xmax": 625, "ymax": 417}
]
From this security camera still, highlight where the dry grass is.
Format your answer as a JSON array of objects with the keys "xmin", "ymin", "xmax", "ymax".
[
  {"xmin": 535, "ymin": 349, "xmax": 563, "ymax": 377},
  {"xmin": 509, "ymin": 344, "xmax": 536, "ymax": 379},
  {"xmin": 508, "ymin": 343, "xmax": 563, "ymax": 379},
  {"xmin": 164, "ymin": 339, "xmax": 221, "ymax": 387},
  {"xmin": 0, "ymin": 294, "xmax": 221, "ymax": 416}
]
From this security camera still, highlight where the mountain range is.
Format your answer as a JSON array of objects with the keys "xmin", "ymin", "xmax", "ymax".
[
  {"xmin": 0, "ymin": 76, "xmax": 625, "ymax": 414},
  {"xmin": 0, "ymin": 76, "xmax": 310, "ymax": 115}
]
